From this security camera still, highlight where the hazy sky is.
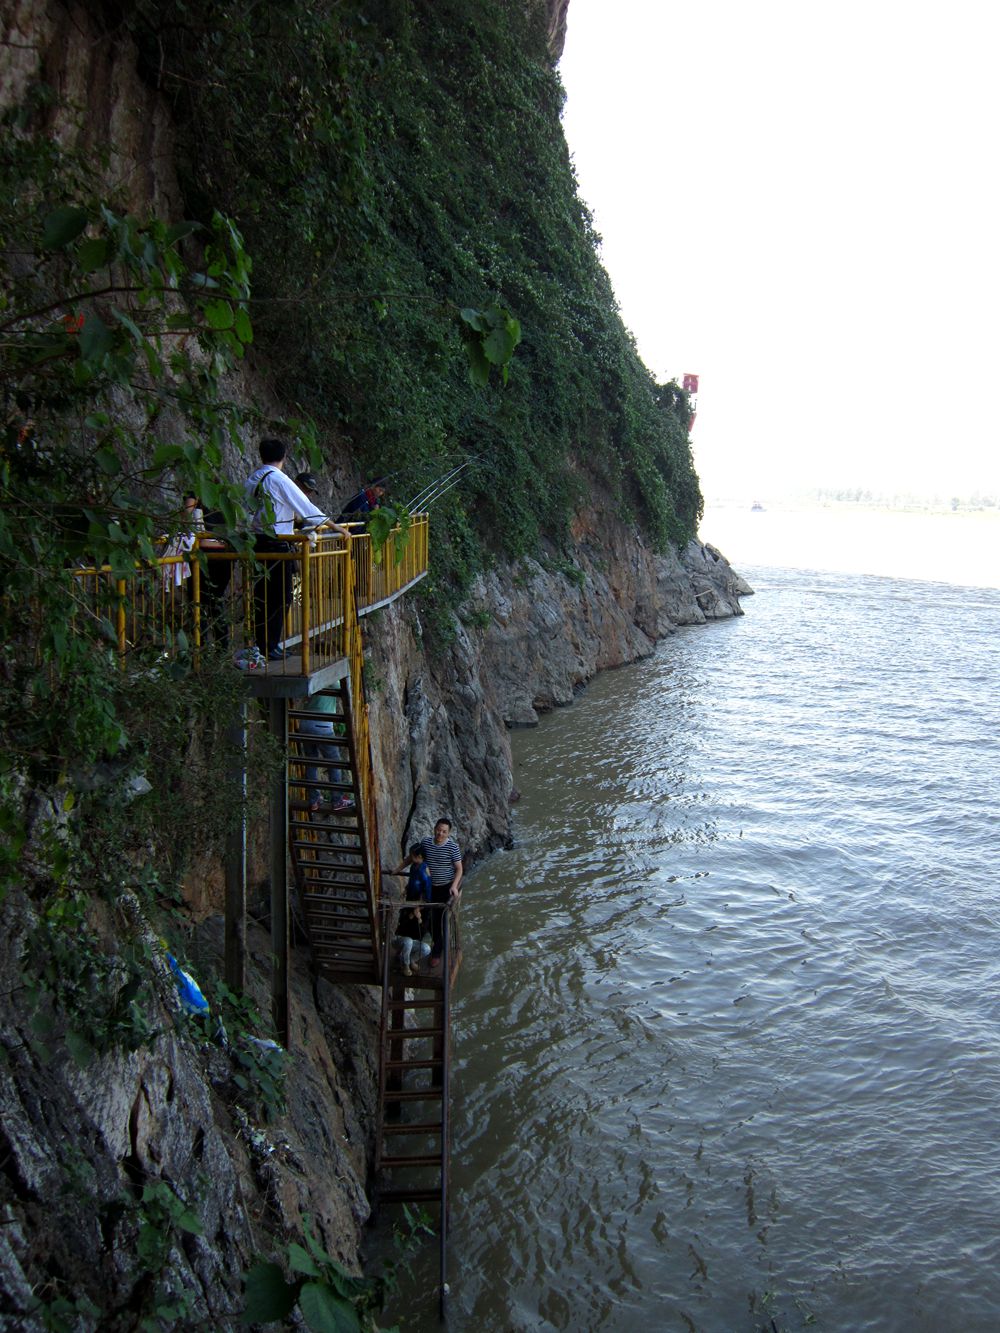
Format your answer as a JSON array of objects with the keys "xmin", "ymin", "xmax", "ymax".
[{"xmin": 559, "ymin": 0, "xmax": 1000, "ymax": 503}]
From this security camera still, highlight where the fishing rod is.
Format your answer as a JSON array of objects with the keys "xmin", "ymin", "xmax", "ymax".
[
  {"xmin": 420, "ymin": 472, "xmax": 467, "ymax": 510},
  {"xmin": 407, "ymin": 455, "xmax": 481, "ymax": 511},
  {"xmin": 407, "ymin": 461, "xmax": 470, "ymax": 511}
]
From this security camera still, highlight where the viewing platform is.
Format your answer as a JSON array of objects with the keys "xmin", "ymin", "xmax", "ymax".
[{"xmin": 70, "ymin": 513, "xmax": 429, "ymax": 694}]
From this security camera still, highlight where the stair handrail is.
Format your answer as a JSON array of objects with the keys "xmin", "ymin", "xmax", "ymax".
[
  {"xmin": 342, "ymin": 538, "xmax": 383, "ymax": 964},
  {"xmin": 439, "ymin": 899, "xmax": 453, "ymax": 1321},
  {"xmin": 375, "ymin": 895, "xmax": 396, "ymax": 1179}
]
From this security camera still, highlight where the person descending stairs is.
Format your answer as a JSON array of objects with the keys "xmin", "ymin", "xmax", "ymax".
[{"xmin": 287, "ymin": 683, "xmax": 380, "ymax": 985}]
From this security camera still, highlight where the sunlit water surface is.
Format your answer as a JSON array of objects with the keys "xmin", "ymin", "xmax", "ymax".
[{"xmin": 377, "ymin": 529, "xmax": 1000, "ymax": 1332}]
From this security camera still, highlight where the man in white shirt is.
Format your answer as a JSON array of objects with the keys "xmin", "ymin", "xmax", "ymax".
[{"xmin": 244, "ymin": 438, "xmax": 348, "ymax": 660}]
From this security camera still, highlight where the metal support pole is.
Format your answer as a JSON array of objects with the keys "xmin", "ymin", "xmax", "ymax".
[
  {"xmin": 224, "ymin": 697, "xmax": 248, "ymax": 994},
  {"xmin": 269, "ymin": 697, "xmax": 290, "ymax": 1046},
  {"xmin": 438, "ymin": 904, "xmax": 451, "ymax": 1322},
  {"xmin": 388, "ymin": 976, "xmax": 405, "ymax": 1097}
]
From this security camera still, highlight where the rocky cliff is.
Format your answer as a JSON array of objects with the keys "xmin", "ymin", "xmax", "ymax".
[
  {"xmin": 369, "ymin": 522, "xmax": 751, "ymax": 866},
  {"xmin": 0, "ymin": 516, "xmax": 748, "ymax": 1328},
  {"xmin": 540, "ymin": 0, "xmax": 572, "ymax": 59},
  {"xmin": 0, "ymin": 884, "xmax": 379, "ymax": 1328},
  {"xmin": 1, "ymin": 0, "xmax": 180, "ymax": 215},
  {"xmin": 0, "ymin": 0, "xmax": 753, "ymax": 1324}
]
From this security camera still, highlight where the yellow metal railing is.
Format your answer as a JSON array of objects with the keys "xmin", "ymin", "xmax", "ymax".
[
  {"xmin": 70, "ymin": 514, "xmax": 429, "ymax": 677},
  {"xmin": 72, "ymin": 555, "xmax": 198, "ymax": 667},
  {"xmin": 343, "ymin": 537, "xmax": 383, "ymax": 952},
  {"xmin": 344, "ymin": 514, "xmax": 430, "ymax": 614}
]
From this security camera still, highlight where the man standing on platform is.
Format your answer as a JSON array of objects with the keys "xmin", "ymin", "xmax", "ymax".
[
  {"xmin": 244, "ymin": 439, "xmax": 346, "ymax": 661},
  {"xmin": 393, "ymin": 818, "xmax": 463, "ymax": 969}
]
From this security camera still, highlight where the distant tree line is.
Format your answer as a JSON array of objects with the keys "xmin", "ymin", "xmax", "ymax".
[{"xmin": 809, "ymin": 488, "xmax": 998, "ymax": 512}]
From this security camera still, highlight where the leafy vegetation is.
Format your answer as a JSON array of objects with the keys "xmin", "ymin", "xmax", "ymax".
[
  {"xmin": 22, "ymin": 891, "xmax": 159, "ymax": 1066},
  {"xmin": 198, "ymin": 978, "xmax": 289, "ymax": 1123},
  {"xmin": 133, "ymin": 1181, "xmax": 206, "ymax": 1327},
  {"xmin": 120, "ymin": 0, "xmax": 702, "ymax": 624},
  {"xmin": 242, "ymin": 1210, "xmax": 434, "ymax": 1332}
]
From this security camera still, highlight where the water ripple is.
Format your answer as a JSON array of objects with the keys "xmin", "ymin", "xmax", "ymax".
[{"xmin": 382, "ymin": 569, "xmax": 1000, "ymax": 1331}]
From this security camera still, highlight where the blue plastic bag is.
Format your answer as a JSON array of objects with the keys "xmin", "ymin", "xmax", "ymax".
[{"xmin": 166, "ymin": 953, "xmax": 210, "ymax": 1015}]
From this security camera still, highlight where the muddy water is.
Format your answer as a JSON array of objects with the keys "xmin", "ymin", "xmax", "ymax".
[{"xmin": 380, "ymin": 564, "xmax": 1000, "ymax": 1332}]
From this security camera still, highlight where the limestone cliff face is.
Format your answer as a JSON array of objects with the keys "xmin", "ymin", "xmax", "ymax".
[
  {"xmin": 1, "ymin": 0, "xmax": 181, "ymax": 217},
  {"xmin": 539, "ymin": 0, "xmax": 571, "ymax": 59},
  {"xmin": 367, "ymin": 512, "xmax": 751, "ymax": 867},
  {"xmin": 0, "ymin": 884, "xmax": 378, "ymax": 1328}
]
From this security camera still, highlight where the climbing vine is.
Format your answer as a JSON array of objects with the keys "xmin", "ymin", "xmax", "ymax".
[{"xmin": 118, "ymin": 0, "xmax": 702, "ymax": 626}]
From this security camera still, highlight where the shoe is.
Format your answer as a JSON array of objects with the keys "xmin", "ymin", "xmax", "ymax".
[
  {"xmin": 266, "ymin": 647, "xmax": 287, "ymax": 662},
  {"xmin": 332, "ymin": 796, "xmax": 354, "ymax": 812},
  {"xmin": 402, "ymin": 964, "xmax": 413, "ymax": 976}
]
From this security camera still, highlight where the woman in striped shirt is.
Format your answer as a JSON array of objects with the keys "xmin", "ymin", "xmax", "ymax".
[{"xmin": 393, "ymin": 818, "xmax": 462, "ymax": 967}]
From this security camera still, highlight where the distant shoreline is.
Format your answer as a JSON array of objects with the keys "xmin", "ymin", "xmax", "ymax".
[{"xmin": 706, "ymin": 499, "xmax": 1000, "ymax": 521}]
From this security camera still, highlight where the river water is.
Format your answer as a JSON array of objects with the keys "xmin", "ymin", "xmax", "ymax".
[{"xmin": 381, "ymin": 511, "xmax": 1000, "ymax": 1331}]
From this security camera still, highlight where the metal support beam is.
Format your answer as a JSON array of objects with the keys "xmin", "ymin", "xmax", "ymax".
[
  {"xmin": 269, "ymin": 697, "xmax": 290, "ymax": 1046},
  {"xmin": 224, "ymin": 697, "xmax": 248, "ymax": 994}
]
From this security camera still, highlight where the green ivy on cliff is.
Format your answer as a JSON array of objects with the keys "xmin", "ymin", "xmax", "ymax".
[
  {"xmin": 121, "ymin": 0, "xmax": 702, "ymax": 618},
  {"xmin": 0, "ymin": 92, "xmax": 283, "ymax": 1032}
]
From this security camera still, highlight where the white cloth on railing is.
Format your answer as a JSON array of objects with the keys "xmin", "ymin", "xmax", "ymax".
[{"xmin": 160, "ymin": 530, "xmax": 196, "ymax": 587}]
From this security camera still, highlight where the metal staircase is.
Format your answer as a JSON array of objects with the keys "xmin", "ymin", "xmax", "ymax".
[
  {"xmin": 375, "ymin": 902, "xmax": 455, "ymax": 1318},
  {"xmin": 287, "ymin": 683, "xmax": 381, "ymax": 984},
  {"xmin": 279, "ymin": 530, "xmax": 457, "ymax": 1315}
]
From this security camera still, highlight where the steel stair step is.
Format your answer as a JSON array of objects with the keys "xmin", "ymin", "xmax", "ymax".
[
  {"xmin": 379, "ymin": 1122, "xmax": 443, "ymax": 1136},
  {"xmin": 291, "ymin": 838, "xmax": 363, "ymax": 850},
  {"xmin": 291, "ymin": 842, "xmax": 364, "ymax": 857},
  {"xmin": 378, "ymin": 1188, "xmax": 441, "ymax": 1203},
  {"xmin": 383, "ymin": 1088, "xmax": 444, "ymax": 1103},
  {"xmin": 307, "ymin": 920, "xmax": 372, "ymax": 937},
  {"xmin": 318, "ymin": 965, "xmax": 379, "ymax": 982},
  {"xmin": 289, "ymin": 803, "xmax": 358, "ymax": 817},
  {"xmin": 310, "ymin": 935, "xmax": 375, "ymax": 951},
  {"xmin": 289, "ymin": 799, "xmax": 357, "ymax": 811},
  {"xmin": 291, "ymin": 840, "xmax": 363, "ymax": 852},
  {"xmin": 379, "ymin": 1154, "xmax": 441, "ymax": 1168},
  {"xmin": 301, "ymin": 876, "xmax": 367, "ymax": 889},
  {"xmin": 304, "ymin": 909, "xmax": 370, "ymax": 924},
  {"xmin": 305, "ymin": 901, "xmax": 370, "ymax": 918},
  {"xmin": 303, "ymin": 895, "xmax": 370, "ymax": 910},
  {"xmin": 303, "ymin": 907, "xmax": 371, "ymax": 921},
  {"xmin": 383, "ymin": 1058, "xmax": 442, "ymax": 1071},
  {"xmin": 313, "ymin": 940, "xmax": 377, "ymax": 956},
  {"xmin": 289, "ymin": 719, "xmax": 353, "ymax": 737},
  {"xmin": 314, "ymin": 956, "xmax": 378, "ymax": 971},
  {"xmin": 304, "ymin": 895, "xmax": 369, "ymax": 907},
  {"xmin": 290, "ymin": 810, "xmax": 359, "ymax": 822},
  {"xmin": 302, "ymin": 901, "xmax": 369, "ymax": 917}
]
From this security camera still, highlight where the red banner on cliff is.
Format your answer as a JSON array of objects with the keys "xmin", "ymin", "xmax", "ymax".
[{"xmin": 682, "ymin": 373, "xmax": 699, "ymax": 393}]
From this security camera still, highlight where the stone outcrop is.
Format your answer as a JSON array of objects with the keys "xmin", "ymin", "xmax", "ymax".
[
  {"xmin": 540, "ymin": 0, "xmax": 571, "ymax": 59},
  {"xmin": 1, "ymin": 1, "xmax": 181, "ymax": 218},
  {"xmin": 0, "ymin": 889, "xmax": 378, "ymax": 1329},
  {"xmin": 367, "ymin": 511, "xmax": 752, "ymax": 866}
]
